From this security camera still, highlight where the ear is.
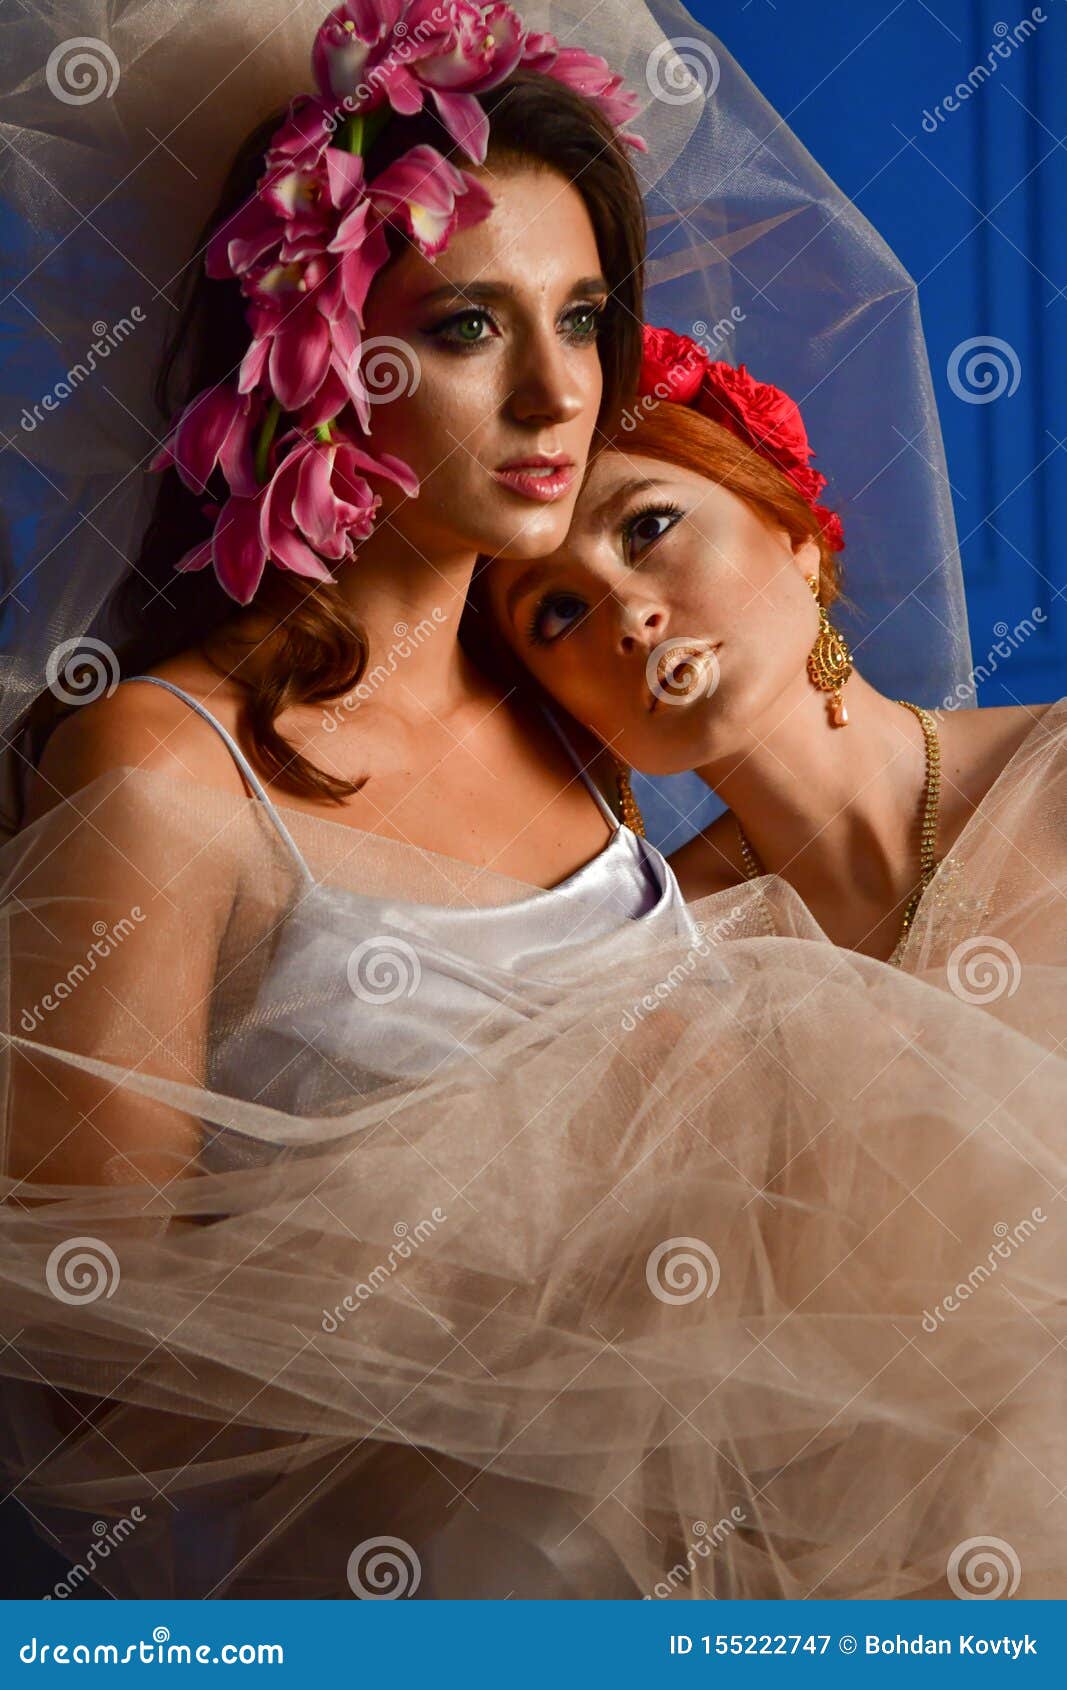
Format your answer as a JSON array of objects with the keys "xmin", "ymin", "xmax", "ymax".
[{"xmin": 792, "ymin": 535, "xmax": 822, "ymax": 581}]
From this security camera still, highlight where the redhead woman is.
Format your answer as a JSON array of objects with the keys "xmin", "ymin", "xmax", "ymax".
[{"xmin": 485, "ymin": 324, "xmax": 1064, "ymax": 975}]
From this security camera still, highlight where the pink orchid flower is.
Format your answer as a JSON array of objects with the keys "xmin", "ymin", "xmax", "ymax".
[
  {"xmin": 157, "ymin": 1, "xmax": 644, "ymax": 604},
  {"xmin": 264, "ymin": 94, "xmax": 338, "ymax": 173},
  {"xmin": 520, "ymin": 33, "xmax": 646, "ymax": 149},
  {"xmin": 262, "ymin": 433, "xmax": 418, "ymax": 567},
  {"xmin": 212, "ymin": 143, "xmax": 395, "ymax": 419},
  {"xmin": 360, "ymin": 143, "xmax": 494, "ymax": 258},
  {"xmin": 150, "ymin": 383, "xmax": 261, "ymax": 498},
  {"xmin": 313, "ymin": 1, "xmax": 523, "ymax": 165},
  {"xmin": 175, "ymin": 492, "xmax": 274, "ymax": 604},
  {"xmin": 174, "ymin": 430, "xmax": 419, "ymax": 604}
]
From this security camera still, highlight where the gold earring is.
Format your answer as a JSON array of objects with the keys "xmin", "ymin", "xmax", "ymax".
[{"xmin": 805, "ymin": 572, "xmax": 852, "ymax": 727}]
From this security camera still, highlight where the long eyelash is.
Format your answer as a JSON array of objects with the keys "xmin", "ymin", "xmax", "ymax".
[
  {"xmin": 563, "ymin": 300, "xmax": 607, "ymax": 338},
  {"xmin": 623, "ymin": 499, "xmax": 685, "ymax": 548},
  {"xmin": 424, "ymin": 307, "xmax": 496, "ymax": 346},
  {"xmin": 526, "ymin": 594, "xmax": 585, "ymax": 648},
  {"xmin": 526, "ymin": 601, "xmax": 554, "ymax": 648}
]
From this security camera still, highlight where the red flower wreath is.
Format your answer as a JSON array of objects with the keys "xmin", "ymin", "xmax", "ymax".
[{"xmin": 638, "ymin": 325, "xmax": 845, "ymax": 553}]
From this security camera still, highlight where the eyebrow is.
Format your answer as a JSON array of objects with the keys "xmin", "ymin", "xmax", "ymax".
[
  {"xmin": 590, "ymin": 476, "xmax": 670, "ymax": 527},
  {"xmin": 413, "ymin": 275, "xmax": 609, "ymax": 308}
]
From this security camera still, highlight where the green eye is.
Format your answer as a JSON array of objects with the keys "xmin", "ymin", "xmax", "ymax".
[
  {"xmin": 564, "ymin": 303, "xmax": 605, "ymax": 341},
  {"xmin": 454, "ymin": 312, "xmax": 488, "ymax": 341},
  {"xmin": 433, "ymin": 309, "xmax": 493, "ymax": 345}
]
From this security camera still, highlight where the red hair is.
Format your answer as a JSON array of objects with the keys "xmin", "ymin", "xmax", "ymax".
[{"xmin": 611, "ymin": 402, "xmax": 846, "ymax": 608}]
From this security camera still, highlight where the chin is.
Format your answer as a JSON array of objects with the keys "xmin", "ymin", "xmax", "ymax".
[
  {"xmin": 481, "ymin": 502, "xmax": 580, "ymax": 560},
  {"xmin": 631, "ymin": 702, "xmax": 725, "ymax": 776}
]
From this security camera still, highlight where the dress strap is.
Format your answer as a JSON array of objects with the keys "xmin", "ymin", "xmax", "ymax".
[
  {"xmin": 121, "ymin": 676, "xmax": 316, "ymax": 887},
  {"xmin": 538, "ymin": 701, "xmax": 620, "ymax": 832}
]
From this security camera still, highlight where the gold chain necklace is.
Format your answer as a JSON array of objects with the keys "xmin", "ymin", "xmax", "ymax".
[
  {"xmin": 735, "ymin": 700, "xmax": 942, "ymax": 965},
  {"xmin": 614, "ymin": 761, "xmax": 646, "ymax": 836}
]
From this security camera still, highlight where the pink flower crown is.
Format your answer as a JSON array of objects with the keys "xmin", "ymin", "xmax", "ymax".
[
  {"xmin": 637, "ymin": 325, "xmax": 845, "ymax": 553},
  {"xmin": 150, "ymin": 0, "xmax": 646, "ymax": 603}
]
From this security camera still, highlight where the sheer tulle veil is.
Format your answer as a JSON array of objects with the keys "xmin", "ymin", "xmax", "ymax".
[{"xmin": 10, "ymin": 1, "xmax": 1060, "ymax": 1611}]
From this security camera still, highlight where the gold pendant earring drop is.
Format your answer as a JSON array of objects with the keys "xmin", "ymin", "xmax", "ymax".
[{"xmin": 805, "ymin": 572, "xmax": 853, "ymax": 727}]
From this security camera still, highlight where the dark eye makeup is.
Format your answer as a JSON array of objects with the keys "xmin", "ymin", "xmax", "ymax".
[
  {"xmin": 622, "ymin": 499, "xmax": 685, "ymax": 558},
  {"xmin": 527, "ymin": 592, "xmax": 588, "ymax": 647},
  {"xmin": 425, "ymin": 299, "xmax": 607, "ymax": 350}
]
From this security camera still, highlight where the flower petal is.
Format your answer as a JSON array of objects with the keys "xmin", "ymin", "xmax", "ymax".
[
  {"xmin": 173, "ymin": 384, "xmax": 243, "ymax": 493},
  {"xmin": 269, "ymin": 522, "xmax": 337, "ymax": 581},
  {"xmin": 268, "ymin": 306, "xmax": 332, "ymax": 410},
  {"xmin": 429, "ymin": 89, "xmax": 489, "ymax": 164},
  {"xmin": 174, "ymin": 534, "xmax": 214, "ymax": 572},
  {"xmin": 325, "ymin": 147, "xmax": 366, "ymax": 212},
  {"xmin": 336, "ymin": 442, "xmax": 419, "ymax": 499},
  {"xmin": 211, "ymin": 495, "xmax": 269, "ymax": 603}
]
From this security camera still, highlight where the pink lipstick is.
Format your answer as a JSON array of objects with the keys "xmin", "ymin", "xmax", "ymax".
[{"xmin": 492, "ymin": 453, "xmax": 576, "ymax": 503}]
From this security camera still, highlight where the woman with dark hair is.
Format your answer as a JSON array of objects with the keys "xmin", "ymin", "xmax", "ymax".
[{"xmin": 25, "ymin": 69, "xmax": 651, "ymax": 885}]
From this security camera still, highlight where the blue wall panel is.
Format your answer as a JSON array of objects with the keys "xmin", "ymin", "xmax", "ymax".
[{"xmin": 692, "ymin": 0, "xmax": 1067, "ymax": 704}]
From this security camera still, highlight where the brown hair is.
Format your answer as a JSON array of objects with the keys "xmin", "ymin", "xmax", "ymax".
[
  {"xmin": 96, "ymin": 72, "xmax": 647, "ymax": 801},
  {"xmin": 613, "ymin": 401, "xmax": 846, "ymax": 607}
]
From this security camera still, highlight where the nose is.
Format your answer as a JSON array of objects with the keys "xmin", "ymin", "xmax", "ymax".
[
  {"xmin": 508, "ymin": 324, "xmax": 587, "ymax": 428},
  {"xmin": 615, "ymin": 597, "xmax": 668, "ymax": 657}
]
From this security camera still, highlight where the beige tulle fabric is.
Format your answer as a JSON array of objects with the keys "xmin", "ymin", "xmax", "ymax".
[{"xmin": 2, "ymin": 700, "xmax": 1065, "ymax": 1601}]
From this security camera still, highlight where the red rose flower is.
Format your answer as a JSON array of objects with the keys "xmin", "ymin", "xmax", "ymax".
[
  {"xmin": 639, "ymin": 325, "xmax": 709, "ymax": 405},
  {"xmin": 635, "ymin": 325, "xmax": 845, "ymax": 552},
  {"xmin": 698, "ymin": 362, "xmax": 813, "ymax": 479}
]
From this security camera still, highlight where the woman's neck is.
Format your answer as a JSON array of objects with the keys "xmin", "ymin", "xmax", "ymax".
[
  {"xmin": 330, "ymin": 526, "xmax": 483, "ymax": 715},
  {"xmin": 695, "ymin": 672, "xmax": 934, "ymax": 907},
  {"xmin": 213, "ymin": 527, "xmax": 487, "ymax": 720}
]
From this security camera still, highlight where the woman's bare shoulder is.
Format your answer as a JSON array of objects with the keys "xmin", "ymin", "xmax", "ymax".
[
  {"xmin": 23, "ymin": 655, "xmax": 248, "ymax": 825},
  {"xmin": 938, "ymin": 700, "xmax": 1057, "ymax": 794}
]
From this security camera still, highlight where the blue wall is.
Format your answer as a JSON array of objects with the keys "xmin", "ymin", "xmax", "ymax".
[{"xmin": 689, "ymin": 0, "xmax": 1067, "ymax": 705}]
